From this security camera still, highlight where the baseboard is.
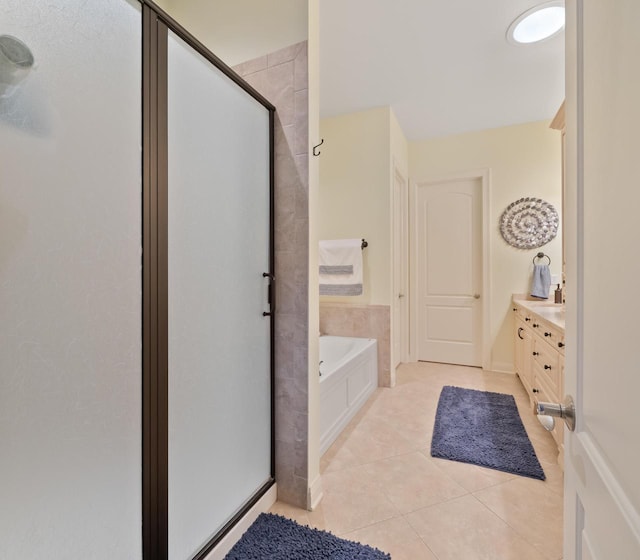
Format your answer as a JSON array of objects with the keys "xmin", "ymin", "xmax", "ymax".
[
  {"xmin": 489, "ymin": 361, "xmax": 515, "ymax": 374},
  {"xmin": 308, "ymin": 474, "xmax": 324, "ymax": 511},
  {"xmin": 204, "ymin": 484, "xmax": 278, "ymax": 560}
]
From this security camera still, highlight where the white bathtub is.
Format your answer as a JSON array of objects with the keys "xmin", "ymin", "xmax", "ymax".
[{"xmin": 319, "ymin": 336, "xmax": 378, "ymax": 455}]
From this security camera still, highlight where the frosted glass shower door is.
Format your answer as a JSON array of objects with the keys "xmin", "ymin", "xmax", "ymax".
[{"xmin": 166, "ymin": 32, "xmax": 273, "ymax": 560}]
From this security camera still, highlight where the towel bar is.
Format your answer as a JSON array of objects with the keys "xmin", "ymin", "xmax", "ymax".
[{"xmin": 533, "ymin": 252, "xmax": 551, "ymax": 265}]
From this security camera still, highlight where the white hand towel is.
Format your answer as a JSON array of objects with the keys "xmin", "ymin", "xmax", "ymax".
[{"xmin": 319, "ymin": 239, "xmax": 363, "ymax": 296}]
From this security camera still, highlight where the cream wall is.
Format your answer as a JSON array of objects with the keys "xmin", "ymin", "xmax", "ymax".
[
  {"xmin": 410, "ymin": 120, "xmax": 563, "ymax": 372},
  {"xmin": 154, "ymin": 0, "xmax": 307, "ymax": 66},
  {"xmin": 319, "ymin": 107, "xmax": 392, "ymax": 306},
  {"xmin": 390, "ymin": 109, "xmax": 410, "ymax": 178}
]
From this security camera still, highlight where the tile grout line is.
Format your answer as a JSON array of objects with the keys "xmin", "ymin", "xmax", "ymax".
[
  {"xmin": 400, "ymin": 511, "xmax": 444, "ymax": 560},
  {"xmin": 472, "ymin": 483, "xmax": 563, "ymax": 560}
]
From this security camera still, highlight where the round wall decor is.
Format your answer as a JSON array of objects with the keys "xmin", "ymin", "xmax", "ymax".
[{"xmin": 499, "ymin": 197, "xmax": 559, "ymax": 249}]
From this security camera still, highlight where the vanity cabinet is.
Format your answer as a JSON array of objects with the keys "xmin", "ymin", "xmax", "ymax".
[{"xmin": 513, "ymin": 299, "xmax": 565, "ymax": 468}]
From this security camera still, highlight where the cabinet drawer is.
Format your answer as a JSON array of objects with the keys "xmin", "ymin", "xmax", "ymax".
[
  {"xmin": 534, "ymin": 382, "xmax": 564, "ymax": 448},
  {"xmin": 513, "ymin": 304, "xmax": 533, "ymax": 324},
  {"xmin": 556, "ymin": 331, "xmax": 565, "ymax": 355},
  {"xmin": 539, "ymin": 323, "xmax": 565, "ymax": 354},
  {"xmin": 532, "ymin": 337, "xmax": 560, "ymax": 397},
  {"xmin": 529, "ymin": 317, "xmax": 545, "ymax": 336},
  {"xmin": 534, "ymin": 361, "xmax": 561, "ymax": 406}
]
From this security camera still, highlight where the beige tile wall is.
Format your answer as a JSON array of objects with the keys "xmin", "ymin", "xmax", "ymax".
[
  {"xmin": 235, "ymin": 42, "xmax": 310, "ymax": 509},
  {"xmin": 319, "ymin": 303, "xmax": 392, "ymax": 387}
]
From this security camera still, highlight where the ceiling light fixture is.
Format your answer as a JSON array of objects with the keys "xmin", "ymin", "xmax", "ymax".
[{"xmin": 507, "ymin": 1, "xmax": 565, "ymax": 45}]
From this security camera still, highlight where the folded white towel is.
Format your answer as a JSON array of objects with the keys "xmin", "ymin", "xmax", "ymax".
[{"xmin": 319, "ymin": 239, "xmax": 363, "ymax": 296}]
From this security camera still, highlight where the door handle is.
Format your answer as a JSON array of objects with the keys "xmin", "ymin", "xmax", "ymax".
[
  {"xmin": 473, "ymin": 294, "xmax": 481, "ymax": 299},
  {"xmin": 398, "ymin": 293, "xmax": 405, "ymax": 298},
  {"xmin": 536, "ymin": 396, "xmax": 576, "ymax": 431},
  {"xmin": 263, "ymin": 272, "xmax": 275, "ymax": 317}
]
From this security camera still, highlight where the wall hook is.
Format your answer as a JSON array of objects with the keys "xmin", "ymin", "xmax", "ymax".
[{"xmin": 312, "ymin": 138, "xmax": 324, "ymax": 156}]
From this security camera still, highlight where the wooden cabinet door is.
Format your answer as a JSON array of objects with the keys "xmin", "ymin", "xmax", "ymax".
[{"xmin": 514, "ymin": 316, "xmax": 533, "ymax": 397}]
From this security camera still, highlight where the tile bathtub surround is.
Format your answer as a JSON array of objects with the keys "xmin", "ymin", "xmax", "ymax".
[
  {"xmin": 269, "ymin": 362, "xmax": 564, "ymax": 560},
  {"xmin": 234, "ymin": 42, "xmax": 309, "ymax": 508},
  {"xmin": 319, "ymin": 303, "xmax": 391, "ymax": 387}
]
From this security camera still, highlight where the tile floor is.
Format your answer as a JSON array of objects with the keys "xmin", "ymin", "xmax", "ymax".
[{"xmin": 269, "ymin": 361, "xmax": 564, "ymax": 559}]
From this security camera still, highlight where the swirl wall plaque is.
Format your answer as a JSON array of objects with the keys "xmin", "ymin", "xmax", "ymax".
[{"xmin": 499, "ymin": 197, "xmax": 559, "ymax": 249}]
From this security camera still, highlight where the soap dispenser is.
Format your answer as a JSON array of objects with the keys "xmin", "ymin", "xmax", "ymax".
[{"xmin": 554, "ymin": 284, "xmax": 562, "ymax": 304}]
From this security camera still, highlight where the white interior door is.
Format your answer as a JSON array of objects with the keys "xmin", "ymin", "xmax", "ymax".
[
  {"xmin": 563, "ymin": 1, "xmax": 640, "ymax": 557},
  {"xmin": 392, "ymin": 166, "xmax": 409, "ymax": 367},
  {"xmin": 415, "ymin": 177, "xmax": 482, "ymax": 366}
]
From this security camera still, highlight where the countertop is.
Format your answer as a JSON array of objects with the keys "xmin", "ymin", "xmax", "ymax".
[{"xmin": 512, "ymin": 295, "xmax": 565, "ymax": 331}]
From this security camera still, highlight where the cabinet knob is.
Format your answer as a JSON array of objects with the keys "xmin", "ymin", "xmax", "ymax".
[
  {"xmin": 512, "ymin": 307, "xmax": 517, "ymax": 312},
  {"xmin": 532, "ymin": 351, "xmax": 539, "ymax": 356},
  {"xmin": 558, "ymin": 342, "xmax": 565, "ymax": 348},
  {"xmin": 525, "ymin": 317, "xmax": 531, "ymax": 322},
  {"xmin": 532, "ymin": 323, "xmax": 540, "ymax": 328},
  {"xmin": 533, "ymin": 388, "xmax": 539, "ymax": 393},
  {"xmin": 544, "ymin": 365, "xmax": 552, "ymax": 370},
  {"xmin": 544, "ymin": 332, "xmax": 552, "ymax": 337}
]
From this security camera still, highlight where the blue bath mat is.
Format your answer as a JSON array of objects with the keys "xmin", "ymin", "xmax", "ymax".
[
  {"xmin": 224, "ymin": 513, "xmax": 391, "ymax": 560},
  {"xmin": 430, "ymin": 386, "xmax": 545, "ymax": 480}
]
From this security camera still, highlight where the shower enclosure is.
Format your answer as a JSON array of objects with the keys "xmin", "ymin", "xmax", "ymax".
[{"xmin": 0, "ymin": 2, "xmax": 275, "ymax": 559}]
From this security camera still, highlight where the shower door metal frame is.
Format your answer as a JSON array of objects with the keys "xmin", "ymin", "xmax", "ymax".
[{"xmin": 141, "ymin": 3, "xmax": 276, "ymax": 559}]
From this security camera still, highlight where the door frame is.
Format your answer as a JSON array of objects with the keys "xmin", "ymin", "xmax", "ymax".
[
  {"xmin": 409, "ymin": 168, "xmax": 491, "ymax": 370},
  {"xmin": 391, "ymin": 160, "xmax": 410, "ymax": 367}
]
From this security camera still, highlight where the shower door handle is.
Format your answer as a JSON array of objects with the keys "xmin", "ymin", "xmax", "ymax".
[{"xmin": 262, "ymin": 272, "xmax": 275, "ymax": 317}]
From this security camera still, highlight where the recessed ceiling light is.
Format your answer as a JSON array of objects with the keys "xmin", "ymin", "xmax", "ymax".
[{"xmin": 507, "ymin": 1, "xmax": 565, "ymax": 45}]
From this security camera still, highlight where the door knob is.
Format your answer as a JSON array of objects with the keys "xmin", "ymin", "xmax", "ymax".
[
  {"xmin": 536, "ymin": 396, "xmax": 576, "ymax": 431},
  {"xmin": 473, "ymin": 294, "xmax": 481, "ymax": 299}
]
